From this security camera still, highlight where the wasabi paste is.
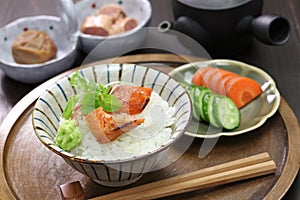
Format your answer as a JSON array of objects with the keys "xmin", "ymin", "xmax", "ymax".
[{"xmin": 54, "ymin": 119, "xmax": 82, "ymax": 151}]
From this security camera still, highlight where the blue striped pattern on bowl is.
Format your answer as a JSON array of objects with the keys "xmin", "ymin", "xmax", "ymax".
[{"xmin": 32, "ymin": 64, "xmax": 192, "ymax": 186}]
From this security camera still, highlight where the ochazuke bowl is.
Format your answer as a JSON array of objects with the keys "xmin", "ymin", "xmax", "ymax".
[{"xmin": 32, "ymin": 64, "xmax": 192, "ymax": 187}]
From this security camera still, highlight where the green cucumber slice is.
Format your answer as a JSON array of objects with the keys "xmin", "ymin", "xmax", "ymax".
[
  {"xmin": 188, "ymin": 85, "xmax": 201, "ymax": 121},
  {"xmin": 190, "ymin": 85, "xmax": 207, "ymax": 121},
  {"xmin": 202, "ymin": 92, "xmax": 222, "ymax": 128},
  {"xmin": 182, "ymin": 83, "xmax": 240, "ymax": 130},
  {"xmin": 201, "ymin": 91, "xmax": 211, "ymax": 122},
  {"xmin": 197, "ymin": 88, "xmax": 210, "ymax": 121},
  {"xmin": 207, "ymin": 94, "xmax": 222, "ymax": 128},
  {"xmin": 213, "ymin": 95, "xmax": 241, "ymax": 130}
]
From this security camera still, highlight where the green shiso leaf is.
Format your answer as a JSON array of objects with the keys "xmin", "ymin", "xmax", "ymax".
[
  {"xmin": 62, "ymin": 95, "xmax": 80, "ymax": 119},
  {"xmin": 69, "ymin": 71, "xmax": 122, "ymax": 114},
  {"xmin": 99, "ymin": 92, "xmax": 123, "ymax": 112},
  {"xmin": 70, "ymin": 71, "xmax": 88, "ymax": 91},
  {"xmin": 81, "ymin": 92, "xmax": 100, "ymax": 114}
]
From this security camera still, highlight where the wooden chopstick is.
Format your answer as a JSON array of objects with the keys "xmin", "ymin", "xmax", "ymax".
[
  {"xmin": 92, "ymin": 152, "xmax": 276, "ymax": 200},
  {"xmin": 115, "ymin": 160, "xmax": 276, "ymax": 200}
]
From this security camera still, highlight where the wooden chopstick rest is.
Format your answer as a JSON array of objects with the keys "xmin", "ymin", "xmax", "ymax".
[
  {"xmin": 92, "ymin": 152, "xmax": 276, "ymax": 200},
  {"xmin": 60, "ymin": 181, "xmax": 85, "ymax": 200}
]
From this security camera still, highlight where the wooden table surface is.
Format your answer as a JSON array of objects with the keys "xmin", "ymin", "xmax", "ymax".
[{"xmin": 0, "ymin": 0, "xmax": 299, "ymax": 199}]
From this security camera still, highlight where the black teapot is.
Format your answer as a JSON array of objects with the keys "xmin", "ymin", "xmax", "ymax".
[{"xmin": 158, "ymin": 0, "xmax": 290, "ymax": 57}]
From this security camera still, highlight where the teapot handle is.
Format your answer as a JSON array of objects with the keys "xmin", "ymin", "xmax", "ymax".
[
  {"xmin": 238, "ymin": 15, "xmax": 290, "ymax": 45},
  {"xmin": 158, "ymin": 16, "xmax": 211, "ymax": 48}
]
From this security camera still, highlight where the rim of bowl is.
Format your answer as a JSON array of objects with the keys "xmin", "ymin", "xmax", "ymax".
[
  {"xmin": 78, "ymin": 0, "xmax": 152, "ymax": 40},
  {"xmin": 0, "ymin": 15, "xmax": 78, "ymax": 69},
  {"xmin": 32, "ymin": 64, "xmax": 193, "ymax": 164}
]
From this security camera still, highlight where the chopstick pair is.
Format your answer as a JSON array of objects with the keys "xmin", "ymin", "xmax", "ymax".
[{"xmin": 60, "ymin": 152, "xmax": 276, "ymax": 200}]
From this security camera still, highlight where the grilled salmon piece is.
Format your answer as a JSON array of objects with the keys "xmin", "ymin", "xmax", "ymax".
[
  {"xmin": 86, "ymin": 107, "xmax": 144, "ymax": 143},
  {"xmin": 111, "ymin": 85, "xmax": 152, "ymax": 115}
]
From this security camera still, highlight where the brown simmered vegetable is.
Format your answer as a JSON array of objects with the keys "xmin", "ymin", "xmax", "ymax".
[
  {"xmin": 81, "ymin": 14, "xmax": 113, "ymax": 36},
  {"xmin": 96, "ymin": 3, "xmax": 126, "ymax": 22},
  {"xmin": 81, "ymin": 4, "xmax": 138, "ymax": 36},
  {"xmin": 12, "ymin": 30, "xmax": 57, "ymax": 64}
]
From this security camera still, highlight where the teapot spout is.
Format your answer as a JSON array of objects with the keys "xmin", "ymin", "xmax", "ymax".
[
  {"xmin": 252, "ymin": 15, "xmax": 290, "ymax": 45},
  {"xmin": 158, "ymin": 16, "xmax": 211, "ymax": 48},
  {"xmin": 238, "ymin": 14, "xmax": 290, "ymax": 45}
]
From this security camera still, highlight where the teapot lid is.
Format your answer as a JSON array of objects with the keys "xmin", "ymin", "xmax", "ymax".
[{"xmin": 178, "ymin": 0, "xmax": 252, "ymax": 10}]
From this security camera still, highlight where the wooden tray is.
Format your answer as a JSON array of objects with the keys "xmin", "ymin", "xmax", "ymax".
[{"xmin": 1, "ymin": 54, "xmax": 299, "ymax": 200}]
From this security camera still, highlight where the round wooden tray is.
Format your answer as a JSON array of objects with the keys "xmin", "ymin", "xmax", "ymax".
[{"xmin": 1, "ymin": 54, "xmax": 299, "ymax": 199}]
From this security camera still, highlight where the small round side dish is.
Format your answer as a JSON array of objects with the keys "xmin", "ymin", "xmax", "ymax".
[
  {"xmin": 0, "ymin": 16, "xmax": 78, "ymax": 84},
  {"xmin": 32, "ymin": 64, "xmax": 192, "ymax": 187},
  {"xmin": 74, "ymin": 0, "xmax": 152, "ymax": 57},
  {"xmin": 169, "ymin": 59, "xmax": 281, "ymax": 138}
]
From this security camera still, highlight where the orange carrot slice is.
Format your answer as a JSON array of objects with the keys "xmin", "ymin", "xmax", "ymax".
[
  {"xmin": 191, "ymin": 66, "xmax": 263, "ymax": 108},
  {"xmin": 201, "ymin": 68, "xmax": 219, "ymax": 88},
  {"xmin": 224, "ymin": 76, "xmax": 263, "ymax": 108},
  {"xmin": 216, "ymin": 73, "xmax": 238, "ymax": 95},
  {"xmin": 191, "ymin": 67, "xmax": 213, "ymax": 86},
  {"xmin": 208, "ymin": 69, "xmax": 237, "ymax": 93}
]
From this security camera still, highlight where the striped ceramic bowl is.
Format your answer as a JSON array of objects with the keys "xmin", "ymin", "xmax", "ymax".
[{"xmin": 32, "ymin": 64, "xmax": 192, "ymax": 187}]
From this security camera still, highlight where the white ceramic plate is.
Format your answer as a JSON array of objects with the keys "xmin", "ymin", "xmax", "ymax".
[{"xmin": 169, "ymin": 59, "xmax": 281, "ymax": 138}]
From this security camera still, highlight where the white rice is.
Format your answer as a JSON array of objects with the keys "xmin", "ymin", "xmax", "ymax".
[{"xmin": 70, "ymin": 91, "xmax": 176, "ymax": 160}]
